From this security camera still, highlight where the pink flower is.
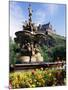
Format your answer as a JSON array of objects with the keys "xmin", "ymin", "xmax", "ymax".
[
  {"xmin": 9, "ymin": 80, "xmax": 12, "ymax": 89},
  {"xmin": 9, "ymin": 83, "xmax": 12, "ymax": 89}
]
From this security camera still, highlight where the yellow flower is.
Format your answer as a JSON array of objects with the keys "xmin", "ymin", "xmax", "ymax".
[
  {"xmin": 49, "ymin": 73, "xmax": 52, "ymax": 76},
  {"xmin": 29, "ymin": 79, "xmax": 32, "ymax": 84},
  {"xmin": 32, "ymin": 84, "xmax": 36, "ymax": 88},
  {"xmin": 41, "ymin": 79, "xmax": 45, "ymax": 84},
  {"xmin": 34, "ymin": 79, "xmax": 37, "ymax": 82},
  {"xmin": 36, "ymin": 69, "xmax": 38, "ymax": 71},
  {"xmin": 40, "ymin": 68, "xmax": 43, "ymax": 71}
]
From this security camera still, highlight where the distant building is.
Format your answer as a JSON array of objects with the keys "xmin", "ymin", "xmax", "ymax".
[{"xmin": 38, "ymin": 22, "xmax": 56, "ymax": 35}]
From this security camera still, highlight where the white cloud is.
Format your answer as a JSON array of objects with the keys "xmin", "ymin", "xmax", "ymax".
[
  {"xmin": 10, "ymin": 2, "xmax": 59, "ymax": 39},
  {"xmin": 10, "ymin": 2, "xmax": 26, "ymax": 39},
  {"xmin": 34, "ymin": 9, "xmax": 46, "ymax": 25},
  {"xmin": 33, "ymin": 4, "xmax": 58, "ymax": 25},
  {"xmin": 47, "ymin": 4, "xmax": 58, "ymax": 16}
]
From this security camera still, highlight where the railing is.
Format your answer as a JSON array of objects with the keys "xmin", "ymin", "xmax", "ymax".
[{"xmin": 10, "ymin": 61, "xmax": 66, "ymax": 72}]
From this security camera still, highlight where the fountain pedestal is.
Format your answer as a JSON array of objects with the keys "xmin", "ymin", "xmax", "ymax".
[{"xmin": 19, "ymin": 53, "xmax": 43, "ymax": 63}]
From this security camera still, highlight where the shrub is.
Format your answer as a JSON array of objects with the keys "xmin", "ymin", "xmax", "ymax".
[{"xmin": 9, "ymin": 68, "xmax": 66, "ymax": 89}]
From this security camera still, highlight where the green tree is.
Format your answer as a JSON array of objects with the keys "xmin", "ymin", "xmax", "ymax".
[
  {"xmin": 9, "ymin": 37, "xmax": 17, "ymax": 65},
  {"xmin": 52, "ymin": 45, "xmax": 66, "ymax": 61}
]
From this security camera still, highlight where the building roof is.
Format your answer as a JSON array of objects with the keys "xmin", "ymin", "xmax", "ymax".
[{"xmin": 42, "ymin": 22, "xmax": 52, "ymax": 30}]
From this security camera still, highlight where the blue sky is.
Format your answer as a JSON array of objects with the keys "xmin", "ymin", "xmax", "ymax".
[{"xmin": 10, "ymin": 1, "xmax": 66, "ymax": 38}]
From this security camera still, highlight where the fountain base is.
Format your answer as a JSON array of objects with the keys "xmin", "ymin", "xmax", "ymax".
[{"xmin": 19, "ymin": 52, "xmax": 43, "ymax": 63}]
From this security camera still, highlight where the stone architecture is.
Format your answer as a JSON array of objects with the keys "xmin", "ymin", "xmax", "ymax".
[{"xmin": 38, "ymin": 22, "xmax": 56, "ymax": 35}]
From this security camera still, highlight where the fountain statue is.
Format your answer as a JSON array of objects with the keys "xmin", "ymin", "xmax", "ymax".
[{"xmin": 14, "ymin": 4, "xmax": 46, "ymax": 63}]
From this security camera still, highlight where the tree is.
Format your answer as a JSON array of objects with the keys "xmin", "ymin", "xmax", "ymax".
[
  {"xmin": 9, "ymin": 37, "xmax": 17, "ymax": 65},
  {"xmin": 52, "ymin": 45, "xmax": 66, "ymax": 62}
]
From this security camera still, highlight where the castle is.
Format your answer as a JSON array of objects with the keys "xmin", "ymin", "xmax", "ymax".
[{"xmin": 38, "ymin": 22, "xmax": 56, "ymax": 35}]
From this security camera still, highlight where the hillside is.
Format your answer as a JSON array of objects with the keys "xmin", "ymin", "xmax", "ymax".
[
  {"xmin": 50, "ymin": 34, "xmax": 65, "ymax": 46},
  {"xmin": 38, "ymin": 33, "xmax": 66, "ymax": 62}
]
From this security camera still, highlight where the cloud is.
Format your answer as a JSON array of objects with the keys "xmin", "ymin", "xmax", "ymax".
[
  {"xmin": 10, "ymin": 2, "xmax": 26, "ymax": 39},
  {"xmin": 34, "ymin": 9, "xmax": 46, "ymax": 25},
  {"xmin": 47, "ymin": 4, "xmax": 58, "ymax": 16},
  {"xmin": 33, "ymin": 4, "xmax": 58, "ymax": 25},
  {"xmin": 10, "ymin": 2, "xmax": 60, "ymax": 39}
]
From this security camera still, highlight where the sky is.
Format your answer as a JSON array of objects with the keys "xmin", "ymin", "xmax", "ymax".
[{"xmin": 10, "ymin": 1, "xmax": 66, "ymax": 39}]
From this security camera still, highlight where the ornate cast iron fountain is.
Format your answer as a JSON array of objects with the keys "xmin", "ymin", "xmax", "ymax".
[{"xmin": 14, "ymin": 4, "xmax": 46, "ymax": 63}]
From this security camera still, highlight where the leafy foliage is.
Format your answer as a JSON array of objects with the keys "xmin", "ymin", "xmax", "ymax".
[
  {"xmin": 52, "ymin": 45, "xmax": 66, "ymax": 61},
  {"xmin": 9, "ymin": 37, "xmax": 17, "ymax": 65},
  {"xmin": 10, "ymin": 33, "xmax": 66, "ymax": 64},
  {"xmin": 38, "ymin": 33, "xmax": 66, "ymax": 62},
  {"xmin": 9, "ymin": 68, "xmax": 66, "ymax": 88}
]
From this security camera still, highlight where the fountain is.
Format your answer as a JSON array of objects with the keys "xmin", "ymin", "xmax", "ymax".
[
  {"xmin": 14, "ymin": 4, "xmax": 46, "ymax": 64},
  {"xmin": 10, "ymin": 4, "xmax": 66, "ymax": 72}
]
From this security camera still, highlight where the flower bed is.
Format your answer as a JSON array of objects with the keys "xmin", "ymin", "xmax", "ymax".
[{"xmin": 9, "ymin": 68, "xmax": 66, "ymax": 89}]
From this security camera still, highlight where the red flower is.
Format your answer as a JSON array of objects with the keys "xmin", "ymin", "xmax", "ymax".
[
  {"xmin": 9, "ymin": 80, "xmax": 12, "ymax": 84},
  {"xmin": 32, "ymin": 70, "xmax": 35, "ymax": 75},
  {"xmin": 9, "ymin": 80, "xmax": 12, "ymax": 89}
]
